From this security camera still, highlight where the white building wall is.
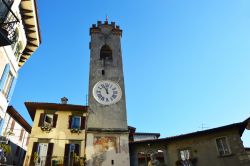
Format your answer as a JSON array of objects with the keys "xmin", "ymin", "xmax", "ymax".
[
  {"xmin": 1, "ymin": 113, "xmax": 29, "ymax": 150},
  {"xmin": 0, "ymin": 0, "xmax": 26, "ymax": 126}
]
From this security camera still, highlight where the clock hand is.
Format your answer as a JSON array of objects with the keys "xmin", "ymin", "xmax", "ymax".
[{"xmin": 104, "ymin": 87, "xmax": 109, "ymax": 94}]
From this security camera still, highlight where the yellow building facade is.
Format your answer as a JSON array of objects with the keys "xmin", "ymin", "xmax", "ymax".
[{"xmin": 23, "ymin": 100, "xmax": 87, "ymax": 166}]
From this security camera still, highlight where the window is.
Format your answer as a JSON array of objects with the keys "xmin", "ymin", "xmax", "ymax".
[
  {"xmin": 63, "ymin": 143, "xmax": 80, "ymax": 166},
  {"xmin": 44, "ymin": 114, "xmax": 53, "ymax": 127},
  {"xmin": 68, "ymin": 116, "xmax": 85, "ymax": 130},
  {"xmin": 38, "ymin": 113, "xmax": 58, "ymax": 129},
  {"xmin": 32, "ymin": 142, "xmax": 54, "ymax": 166},
  {"xmin": 180, "ymin": 149, "xmax": 191, "ymax": 161},
  {"xmin": 19, "ymin": 128, "xmax": 24, "ymax": 141},
  {"xmin": 26, "ymin": 135, "xmax": 29, "ymax": 146},
  {"xmin": 2, "ymin": 72, "xmax": 14, "ymax": 98},
  {"xmin": 216, "ymin": 137, "xmax": 231, "ymax": 156},
  {"xmin": 14, "ymin": 41, "xmax": 23, "ymax": 60},
  {"xmin": 10, "ymin": 119, "xmax": 15, "ymax": 132},
  {"xmin": 178, "ymin": 149, "xmax": 192, "ymax": 166},
  {"xmin": 71, "ymin": 116, "xmax": 81, "ymax": 129}
]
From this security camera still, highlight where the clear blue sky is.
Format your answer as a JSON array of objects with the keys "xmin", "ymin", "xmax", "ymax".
[{"xmin": 11, "ymin": 0, "xmax": 250, "ymax": 145}]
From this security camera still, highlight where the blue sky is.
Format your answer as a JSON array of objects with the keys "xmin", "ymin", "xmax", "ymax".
[{"xmin": 11, "ymin": 0, "xmax": 250, "ymax": 145}]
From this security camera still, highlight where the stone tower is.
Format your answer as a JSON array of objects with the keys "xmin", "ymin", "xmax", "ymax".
[{"xmin": 85, "ymin": 21, "xmax": 130, "ymax": 166}]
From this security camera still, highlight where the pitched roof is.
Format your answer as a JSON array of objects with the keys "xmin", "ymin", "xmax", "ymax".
[
  {"xmin": 25, "ymin": 102, "xmax": 88, "ymax": 121},
  {"xmin": 7, "ymin": 106, "xmax": 32, "ymax": 133},
  {"xmin": 135, "ymin": 132, "xmax": 160, "ymax": 138},
  {"xmin": 130, "ymin": 118, "xmax": 250, "ymax": 145}
]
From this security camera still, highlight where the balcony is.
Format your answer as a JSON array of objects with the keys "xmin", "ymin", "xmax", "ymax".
[{"xmin": 0, "ymin": 0, "xmax": 19, "ymax": 47}]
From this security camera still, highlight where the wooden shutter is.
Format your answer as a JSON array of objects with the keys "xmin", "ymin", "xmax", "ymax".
[
  {"xmin": 10, "ymin": 120, "xmax": 15, "ymax": 132},
  {"xmin": 19, "ymin": 129, "xmax": 24, "ymax": 141},
  {"xmin": 75, "ymin": 144, "xmax": 80, "ymax": 156},
  {"xmin": 52, "ymin": 114, "xmax": 58, "ymax": 127},
  {"xmin": 45, "ymin": 143, "xmax": 54, "ymax": 166},
  {"xmin": 80, "ymin": 116, "xmax": 86, "ymax": 130},
  {"xmin": 30, "ymin": 142, "xmax": 38, "ymax": 166},
  {"xmin": 63, "ymin": 144, "xmax": 70, "ymax": 165},
  {"xmin": 68, "ymin": 115, "xmax": 72, "ymax": 129},
  {"xmin": 38, "ymin": 113, "xmax": 45, "ymax": 127},
  {"xmin": 0, "ymin": 64, "xmax": 10, "ymax": 91}
]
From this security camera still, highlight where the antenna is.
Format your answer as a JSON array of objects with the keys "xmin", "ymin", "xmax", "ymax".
[{"xmin": 199, "ymin": 123, "xmax": 209, "ymax": 130}]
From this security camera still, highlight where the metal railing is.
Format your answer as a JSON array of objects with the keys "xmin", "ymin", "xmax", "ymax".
[
  {"xmin": 25, "ymin": 155, "xmax": 86, "ymax": 166},
  {"xmin": 0, "ymin": 0, "xmax": 19, "ymax": 46}
]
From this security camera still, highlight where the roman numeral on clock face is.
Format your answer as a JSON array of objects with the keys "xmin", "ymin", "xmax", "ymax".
[{"xmin": 93, "ymin": 80, "xmax": 122, "ymax": 105}]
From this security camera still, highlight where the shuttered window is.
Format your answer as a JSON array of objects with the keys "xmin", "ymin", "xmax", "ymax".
[
  {"xmin": 71, "ymin": 116, "xmax": 81, "ymax": 129},
  {"xmin": 10, "ymin": 119, "xmax": 15, "ymax": 132},
  {"xmin": 216, "ymin": 137, "xmax": 231, "ymax": 156},
  {"xmin": 69, "ymin": 115, "xmax": 86, "ymax": 129},
  {"xmin": 30, "ymin": 142, "xmax": 38, "ymax": 166},
  {"xmin": 0, "ymin": 64, "xmax": 10, "ymax": 91},
  {"xmin": 64, "ymin": 143, "xmax": 80, "ymax": 165},
  {"xmin": 63, "ymin": 144, "xmax": 70, "ymax": 165},
  {"xmin": 38, "ymin": 113, "xmax": 58, "ymax": 128},
  {"xmin": 45, "ymin": 143, "xmax": 54, "ymax": 166},
  {"xmin": 19, "ymin": 128, "xmax": 24, "ymax": 141},
  {"xmin": 0, "ymin": 63, "xmax": 17, "ymax": 102}
]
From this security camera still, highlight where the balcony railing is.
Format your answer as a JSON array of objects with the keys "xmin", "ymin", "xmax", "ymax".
[
  {"xmin": 26, "ymin": 155, "xmax": 86, "ymax": 166},
  {"xmin": 0, "ymin": 0, "xmax": 19, "ymax": 46}
]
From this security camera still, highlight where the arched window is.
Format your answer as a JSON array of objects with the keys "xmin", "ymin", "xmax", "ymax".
[{"xmin": 100, "ymin": 44, "xmax": 112, "ymax": 60}]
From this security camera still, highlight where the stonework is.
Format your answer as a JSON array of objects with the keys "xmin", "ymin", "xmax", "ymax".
[{"xmin": 86, "ymin": 21, "xmax": 130, "ymax": 166}]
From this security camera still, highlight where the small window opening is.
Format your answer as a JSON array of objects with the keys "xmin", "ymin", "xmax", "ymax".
[
  {"xmin": 102, "ymin": 70, "xmax": 105, "ymax": 75},
  {"xmin": 100, "ymin": 45, "xmax": 112, "ymax": 60},
  {"xmin": 111, "ymin": 160, "xmax": 114, "ymax": 165}
]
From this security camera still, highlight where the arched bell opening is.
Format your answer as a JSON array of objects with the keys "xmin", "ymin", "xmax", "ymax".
[{"xmin": 100, "ymin": 44, "xmax": 112, "ymax": 60}]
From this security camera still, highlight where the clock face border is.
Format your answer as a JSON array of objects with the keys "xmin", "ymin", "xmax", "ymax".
[{"xmin": 92, "ymin": 80, "xmax": 122, "ymax": 105}]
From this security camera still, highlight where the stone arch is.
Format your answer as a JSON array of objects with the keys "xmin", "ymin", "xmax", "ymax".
[{"xmin": 100, "ymin": 44, "xmax": 112, "ymax": 60}]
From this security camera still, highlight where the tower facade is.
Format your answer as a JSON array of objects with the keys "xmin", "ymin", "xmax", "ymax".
[{"xmin": 86, "ymin": 21, "xmax": 130, "ymax": 166}]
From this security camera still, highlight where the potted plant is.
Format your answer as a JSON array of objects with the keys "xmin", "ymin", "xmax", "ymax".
[
  {"xmin": 33, "ymin": 152, "xmax": 39, "ymax": 164},
  {"xmin": 41, "ymin": 124, "xmax": 52, "ymax": 132},
  {"xmin": 70, "ymin": 128, "xmax": 82, "ymax": 134}
]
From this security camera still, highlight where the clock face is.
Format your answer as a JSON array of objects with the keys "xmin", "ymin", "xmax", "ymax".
[{"xmin": 93, "ymin": 80, "xmax": 122, "ymax": 105}]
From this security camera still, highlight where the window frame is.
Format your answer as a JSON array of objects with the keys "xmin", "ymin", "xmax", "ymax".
[
  {"xmin": 71, "ymin": 116, "xmax": 81, "ymax": 129},
  {"xmin": 10, "ymin": 119, "xmax": 15, "ymax": 132},
  {"xmin": 43, "ymin": 114, "xmax": 53, "ymax": 127},
  {"xmin": 215, "ymin": 136, "xmax": 231, "ymax": 156},
  {"xmin": 178, "ymin": 148, "xmax": 192, "ymax": 161},
  {"xmin": 2, "ymin": 71, "xmax": 14, "ymax": 98},
  {"xmin": 19, "ymin": 128, "xmax": 24, "ymax": 141}
]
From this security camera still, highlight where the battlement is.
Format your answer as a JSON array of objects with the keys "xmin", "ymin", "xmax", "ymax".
[{"xmin": 90, "ymin": 21, "xmax": 122, "ymax": 36}]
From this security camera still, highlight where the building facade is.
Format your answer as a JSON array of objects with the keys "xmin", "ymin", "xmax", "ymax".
[
  {"xmin": 129, "ymin": 118, "xmax": 250, "ymax": 166},
  {"xmin": 0, "ymin": 106, "xmax": 31, "ymax": 166},
  {"xmin": 85, "ymin": 21, "xmax": 130, "ymax": 166},
  {"xmin": 23, "ymin": 100, "xmax": 87, "ymax": 166},
  {"xmin": 0, "ymin": 0, "xmax": 41, "ymax": 122}
]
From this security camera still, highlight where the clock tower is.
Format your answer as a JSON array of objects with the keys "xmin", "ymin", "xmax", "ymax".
[{"xmin": 85, "ymin": 21, "xmax": 130, "ymax": 166}]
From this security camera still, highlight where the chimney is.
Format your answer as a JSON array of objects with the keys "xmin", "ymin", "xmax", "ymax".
[{"xmin": 61, "ymin": 97, "xmax": 68, "ymax": 104}]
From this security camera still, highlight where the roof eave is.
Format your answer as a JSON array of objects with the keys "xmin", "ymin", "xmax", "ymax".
[{"xmin": 19, "ymin": 0, "xmax": 41, "ymax": 67}]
